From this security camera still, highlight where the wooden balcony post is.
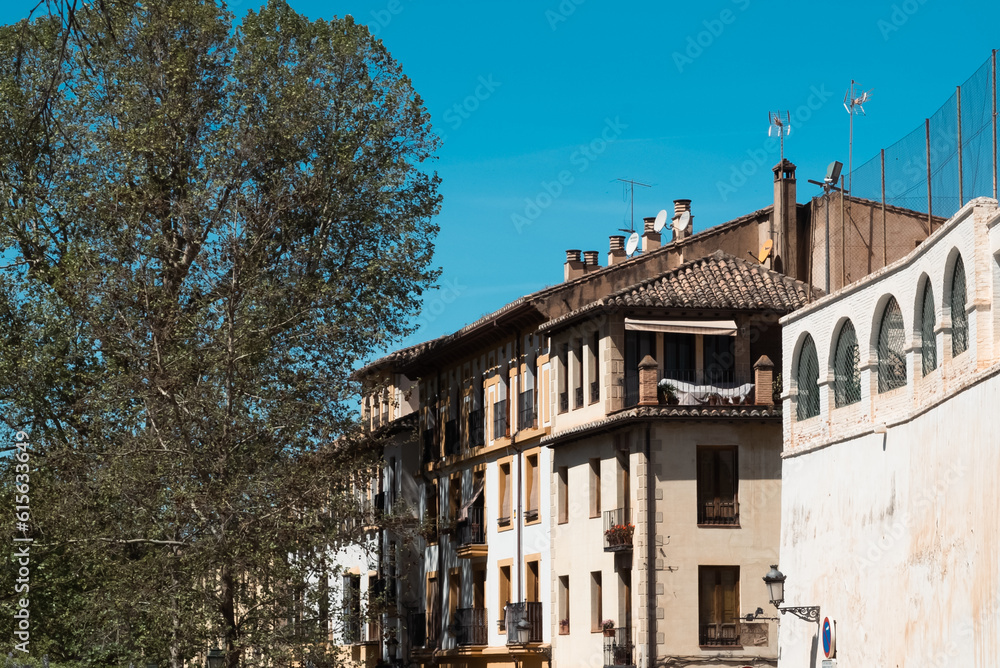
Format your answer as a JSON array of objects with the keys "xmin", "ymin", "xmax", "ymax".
[
  {"xmin": 638, "ymin": 355, "xmax": 658, "ymax": 407},
  {"xmin": 754, "ymin": 355, "xmax": 775, "ymax": 406}
]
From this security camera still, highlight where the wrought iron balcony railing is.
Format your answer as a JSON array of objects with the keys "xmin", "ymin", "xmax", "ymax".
[
  {"xmin": 504, "ymin": 601, "xmax": 543, "ymax": 645},
  {"xmin": 699, "ymin": 622, "xmax": 740, "ymax": 647},
  {"xmin": 604, "ymin": 627, "xmax": 635, "ymax": 667},
  {"xmin": 455, "ymin": 607, "xmax": 488, "ymax": 646},
  {"xmin": 603, "ymin": 507, "xmax": 633, "ymax": 552},
  {"xmin": 698, "ymin": 499, "xmax": 739, "ymax": 525},
  {"xmin": 457, "ymin": 505, "xmax": 486, "ymax": 547},
  {"xmin": 493, "ymin": 399, "xmax": 508, "ymax": 440},
  {"xmin": 518, "ymin": 389, "xmax": 536, "ymax": 430}
]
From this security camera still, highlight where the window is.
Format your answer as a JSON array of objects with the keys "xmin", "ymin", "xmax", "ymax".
[
  {"xmin": 699, "ymin": 566, "xmax": 740, "ymax": 646},
  {"xmin": 697, "ymin": 447, "xmax": 738, "ymax": 525},
  {"xmin": 426, "ymin": 572, "xmax": 440, "ymax": 643},
  {"xmin": 624, "ymin": 331, "xmax": 655, "ymax": 406},
  {"xmin": 951, "ymin": 255, "xmax": 968, "ymax": 357},
  {"xmin": 589, "ymin": 459, "xmax": 601, "ymax": 519},
  {"xmin": 424, "ymin": 483, "xmax": 439, "ymax": 543},
  {"xmin": 590, "ymin": 571, "xmax": 603, "ymax": 632},
  {"xmin": 526, "ymin": 558, "xmax": 540, "ymax": 602},
  {"xmin": 877, "ymin": 297, "xmax": 906, "ymax": 392},
  {"xmin": 448, "ymin": 475, "xmax": 461, "ymax": 521},
  {"xmin": 558, "ymin": 576, "xmax": 570, "ymax": 634},
  {"xmin": 833, "ymin": 320, "xmax": 861, "ymax": 407},
  {"xmin": 703, "ymin": 334, "xmax": 735, "ymax": 383},
  {"xmin": 663, "ymin": 332, "xmax": 696, "ymax": 378},
  {"xmin": 921, "ymin": 281, "xmax": 937, "ymax": 375},
  {"xmin": 498, "ymin": 461, "xmax": 511, "ymax": 527},
  {"xmin": 796, "ymin": 334, "xmax": 819, "ymax": 419},
  {"xmin": 559, "ymin": 343, "xmax": 569, "ymax": 413},
  {"xmin": 573, "ymin": 338, "xmax": 584, "ymax": 408},
  {"xmin": 525, "ymin": 452, "xmax": 539, "ymax": 523},
  {"xmin": 557, "ymin": 466, "xmax": 568, "ymax": 524},
  {"xmin": 448, "ymin": 568, "xmax": 460, "ymax": 626},
  {"xmin": 343, "ymin": 574, "xmax": 361, "ymax": 643},
  {"xmin": 589, "ymin": 331, "xmax": 600, "ymax": 404},
  {"xmin": 498, "ymin": 563, "xmax": 512, "ymax": 632}
]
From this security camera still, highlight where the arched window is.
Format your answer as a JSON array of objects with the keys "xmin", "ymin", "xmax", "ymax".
[
  {"xmin": 877, "ymin": 297, "xmax": 906, "ymax": 392},
  {"xmin": 833, "ymin": 320, "xmax": 860, "ymax": 407},
  {"xmin": 921, "ymin": 281, "xmax": 937, "ymax": 375},
  {"xmin": 796, "ymin": 334, "xmax": 819, "ymax": 420},
  {"xmin": 951, "ymin": 255, "xmax": 968, "ymax": 357}
]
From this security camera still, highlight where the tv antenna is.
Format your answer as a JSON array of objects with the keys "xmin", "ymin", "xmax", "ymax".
[
  {"xmin": 768, "ymin": 111, "xmax": 791, "ymax": 165},
  {"xmin": 844, "ymin": 80, "xmax": 873, "ymax": 195},
  {"xmin": 616, "ymin": 177, "xmax": 651, "ymax": 234}
]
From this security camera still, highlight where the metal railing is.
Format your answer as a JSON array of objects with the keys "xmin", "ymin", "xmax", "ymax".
[
  {"xmin": 518, "ymin": 389, "xmax": 536, "ymax": 430},
  {"xmin": 493, "ymin": 399, "xmax": 508, "ymax": 439},
  {"xmin": 409, "ymin": 611, "xmax": 427, "ymax": 648},
  {"xmin": 468, "ymin": 408, "xmax": 485, "ymax": 447},
  {"xmin": 504, "ymin": 602, "xmax": 543, "ymax": 644},
  {"xmin": 444, "ymin": 419, "xmax": 460, "ymax": 456},
  {"xmin": 604, "ymin": 627, "xmax": 635, "ymax": 667},
  {"xmin": 699, "ymin": 622, "xmax": 740, "ymax": 647},
  {"xmin": 457, "ymin": 505, "xmax": 486, "ymax": 547},
  {"xmin": 455, "ymin": 607, "xmax": 488, "ymax": 646},
  {"xmin": 603, "ymin": 508, "xmax": 633, "ymax": 552},
  {"xmin": 698, "ymin": 499, "xmax": 739, "ymax": 525}
]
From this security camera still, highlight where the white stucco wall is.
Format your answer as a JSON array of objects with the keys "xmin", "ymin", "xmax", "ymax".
[{"xmin": 778, "ymin": 198, "xmax": 1000, "ymax": 668}]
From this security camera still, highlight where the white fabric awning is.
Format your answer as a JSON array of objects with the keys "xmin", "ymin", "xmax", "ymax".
[{"xmin": 624, "ymin": 318, "xmax": 738, "ymax": 336}]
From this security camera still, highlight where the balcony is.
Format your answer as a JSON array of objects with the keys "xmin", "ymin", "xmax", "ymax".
[
  {"xmin": 468, "ymin": 408, "xmax": 485, "ymax": 448},
  {"xmin": 504, "ymin": 602, "xmax": 543, "ymax": 645},
  {"xmin": 699, "ymin": 622, "xmax": 740, "ymax": 647},
  {"xmin": 456, "ymin": 505, "xmax": 487, "ymax": 559},
  {"xmin": 659, "ymin": 369, "xmax": 753, "ymax": 406},
  {"xmin": 444, "ymin": 419, "xmax": 460, "ymax": 457},
  {"xmin": 604, "ymin": 508, "xmax": 634, "ymax": 552},
  {"xmin": 455, "ymin": 607, "xmax": 488, "ymax": 646},
  {"xmin": 493, "ymin": 399, "xmax": 508, "ymax": 440},
  {"xmin": 698, "ymin": 498, "xmax": 739, "ymax": 525},
  {"xmin": 604, "ymin": 627, "xmax": 635, "ymax": 667},
  {"xmin": 518, "ymin": 389, "xmax": 536, "ymax": 430},
  {"xmin": 409, "ymin": 611, "xmax": 427, "ymax": 648}
]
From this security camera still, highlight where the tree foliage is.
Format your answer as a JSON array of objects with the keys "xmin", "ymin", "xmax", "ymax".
[{"xmin": 0, "ymin": 0, "xmax": 440, "ymax": 665}]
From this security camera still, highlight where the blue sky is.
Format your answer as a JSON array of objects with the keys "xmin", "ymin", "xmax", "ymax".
[{"xmin": 2, "ymin": 0, "xmax": 997, "ymax": 360}]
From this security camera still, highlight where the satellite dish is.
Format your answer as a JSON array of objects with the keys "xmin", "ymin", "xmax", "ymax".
[
  {"xmin": 825, "ymin": 160, "xmax": 843, "ymax": 185},
  {"xmin": 653, "ymin": 209, "xmax": 668, "ymax": 233},
  {"xmin": 673, "ymin": 211, "xmax": 691, "ymax": 232},
  {"xmin": 758, "ymin": 239, "xmax": 773, "ymax": 264},
  {"xmin": 625, "ymin": 232, "xmax": 640, "ymax": 256}
]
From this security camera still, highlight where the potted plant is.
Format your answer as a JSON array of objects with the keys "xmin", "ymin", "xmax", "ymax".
[
  {"xmin": 559, "ymin": 618, "xmax": 570, "ymax": 634},
  {"xmin": 602, "ymin": 619, "xmax": 616, "ymax": 637}
]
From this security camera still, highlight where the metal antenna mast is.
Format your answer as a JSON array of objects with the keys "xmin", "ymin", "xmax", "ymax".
[
  {"xmin": 844, "ymin": 80, "xmax": 873, "ymax": 194},
  {"xmin": 768, "ymin": 111, "xmax": 791, "ymax": 164},
  {"xmin": 616, "ymin": 177, "xmax": 651, "ymax": 233}
]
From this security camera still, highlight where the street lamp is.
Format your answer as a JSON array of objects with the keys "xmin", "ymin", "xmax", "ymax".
[
  {"xmin": 206, "ymin": 649, "xmax": 225, "ymax": 668},
  {"xmin": 762, "ymin": 565, "xmax": 820, "ymax": 623}
]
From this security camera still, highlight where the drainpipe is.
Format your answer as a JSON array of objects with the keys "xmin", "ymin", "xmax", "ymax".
[
  {"xmin": 645, "ymin": 423, "xmax": 655, "ymax": 668},
  {"xmin": 514, "ymin": 332, "xmax": 523, "ymax": 606}
]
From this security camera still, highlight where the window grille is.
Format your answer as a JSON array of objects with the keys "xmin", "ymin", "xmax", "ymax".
[
  {"xmin": 796, "ymin": 335, "xmax": 819, "ymax": 420},
  {"xmin": 877, "ymin": 297, "xmax": 906, "ymax": 392},
  {"xmin": 833, "ymin": 321, "xmax": 860, "ymax": 407},
  {"xmin": 951, "ymin": 255, "xmax": 968, "ymax": 357},
  {"xmin": 921, "ymin": 282, "xmax": 937, "ymax": 375}
]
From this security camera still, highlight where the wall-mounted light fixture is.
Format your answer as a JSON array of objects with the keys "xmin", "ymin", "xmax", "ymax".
[{"xmin": 763, "ymin": 565, "xmax": 820, "ymax": 623}]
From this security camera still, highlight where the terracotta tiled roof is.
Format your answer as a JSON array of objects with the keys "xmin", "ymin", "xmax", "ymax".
[
  {"xmin": 540, "ymin": 250, "xmax": 821, "ymax": 332},
  {"xmin": 609, "ymin": 250, "xmax": 817, "ymax": 310}
]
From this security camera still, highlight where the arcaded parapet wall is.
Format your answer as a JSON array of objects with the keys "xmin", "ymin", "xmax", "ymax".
[{"xmin": 776, "ymin": 197, "xmax": 1000, "ymax": 668}]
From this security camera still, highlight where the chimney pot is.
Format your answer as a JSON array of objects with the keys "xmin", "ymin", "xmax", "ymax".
[
  {"xmin": 609, "ymin": 236, "xmax": 625, "ymax": 251},
  {"xmin": 564, "ymin": 249, "xmax": 585, "ymax": 282},
  {"xmin": 643, "ymin": 216, "xmax": 657, "ymax": 233},
  {"xmin": 608, "ymin": 236, "xmax": 627, "ymax": 266},
  {"xmin": 566, "ymin": 249, "xmax": 582, "ymax": 263},
  {"xmin": 673, "ymin": 199, "xmax": 692, "ymax": 217},
  {"xmin": 583, "ymin": 250, "xmax": 600, "ymax": 267}
]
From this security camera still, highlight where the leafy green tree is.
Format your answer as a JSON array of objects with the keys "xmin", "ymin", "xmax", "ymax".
[{"xmin": 0, "ymin": 0, "xmax": 439, "ymax": 665}]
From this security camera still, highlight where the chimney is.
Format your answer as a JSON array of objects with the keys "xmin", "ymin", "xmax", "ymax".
[
  {"xmin": 772, "ymin": 159, "xmax": 798, "ymax": 277},
  {"xmin": 638, "ymin": 355, "xmax": 659, "ymax": 406},
  {"xmin": 754, "ymin": 355, "xmax": 775, "ymax": 406},
  {"xmin": 583, "ymin": 250, "xmax": 601, "ymax": 272},
  {"xmin": 672, "ymin": 199, "xmax": 692, "ymax": 242},
  {"xmin": 564, "ymin": 249, "xmax": 585, "ymax": 281},
  {"xmin": 608, "ymin": 236, "xmax": 627, "ymax": 266},
  {"xmin": 642, "ymin": 216, "xmax": 661, "ymax": 252}
]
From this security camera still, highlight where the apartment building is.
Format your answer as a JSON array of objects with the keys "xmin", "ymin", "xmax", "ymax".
[
  {"xmin": 335, "ymin": 159, "xmax": 938, "ymax": 668},
  {"xmin": 778, "ymin": 197, "xmax": 1000, "ymax": 667}
]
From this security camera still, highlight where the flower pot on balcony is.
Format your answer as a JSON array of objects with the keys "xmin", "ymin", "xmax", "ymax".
[{"xmin": 604, "ymin": 629, "xmax": 615, "ymax": 637}]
